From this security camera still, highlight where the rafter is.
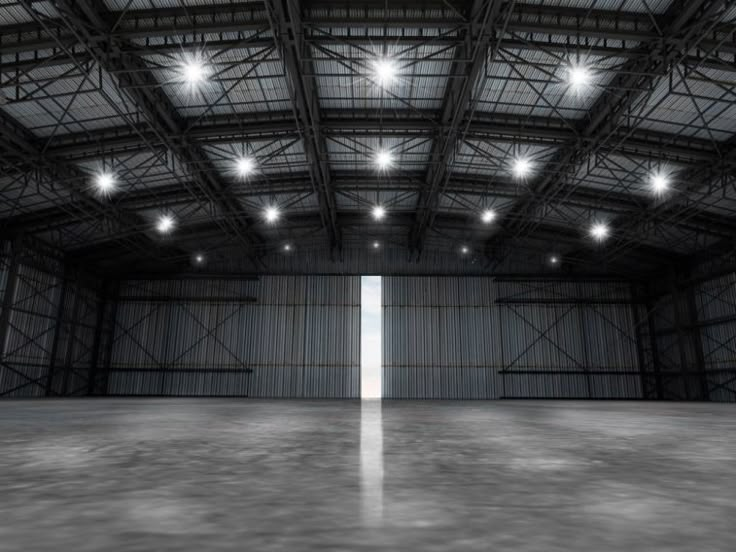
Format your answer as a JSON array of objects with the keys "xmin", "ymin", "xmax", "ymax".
[
  {"xmin": 20, "ymin": 0, "xmax": 266, "ymax": 264},
  {"xmin": 483, "ymin": 0, "xmax": 733, "ymax": 266},
  {"xmin": 263, "ymin": 0, "xmax": 341, "ymax": 254}
]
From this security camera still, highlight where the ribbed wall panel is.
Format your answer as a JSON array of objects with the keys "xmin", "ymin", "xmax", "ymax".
[
  {"xmin": 383, "ymin": 277, "xmax": 642, "ymax": 399},
  {"xmin": 0, "ymin": 243, "xmax": 99, "ymax": 398},
  {"xmin": 105, "ymin": 276, "xmax": 360, "ymax": 398},
  {"xmin": 694, "ymin": 272, "xmax": 736, "ymax": 402}
]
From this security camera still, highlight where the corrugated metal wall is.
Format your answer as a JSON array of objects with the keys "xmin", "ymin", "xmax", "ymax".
[
  {"xmin": 0, "ymin": 241, "xmax": 100, "ymax": 398},
  {"xmin": 104, "ymin": 276, "xmax": 360, "ymax": 398},
  {"xmin": 383, "ymin": 277, "xmax": 643, "ymax": 399}
]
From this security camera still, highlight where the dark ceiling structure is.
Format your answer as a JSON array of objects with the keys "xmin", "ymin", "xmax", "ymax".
[{"xmin": 1, "ymin": 0, "xmax": 735, "ymax": 276}]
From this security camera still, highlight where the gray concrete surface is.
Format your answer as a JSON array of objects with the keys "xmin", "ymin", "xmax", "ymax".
[{"xmin": 0, "ymin": 399, "xmax": 734, "ymax": 551}]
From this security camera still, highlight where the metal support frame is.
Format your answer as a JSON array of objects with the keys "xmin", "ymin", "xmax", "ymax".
[
  {"xmin": 20, "ymin": 0, "xmax": 266, "ymax": 265},
  {"xmin": 0, "ymin": 238, "xmax": 21, "ymax": 391},
  {"xmin": 100, "ymin": 280, "xmax": 255, "ymax": 397},
  {"xmin": 484, "ymin": 0, "xmax": 733, "ymax": 267},
  {"xmin": 44, "ymin": 265, "xmax": 68, "ymax": 396},
  {"xmin": 409, "ymin": 0, "xmax": 506, "ymax": 255},
  {"xmin": 86, "ymin": 280, "xmax": 109, "ymax": 395},
  {"xmin": 496, "ymin": 279, "xmax": 641, "ymax": 399},
  {"xmin": 264, "ymin": 0, "xmax": 342, "ymax": 255}
]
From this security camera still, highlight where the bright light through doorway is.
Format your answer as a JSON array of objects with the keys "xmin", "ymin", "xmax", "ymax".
[{"xmin": 361, "ymin": 276, "xmax": 382, "ymax": 399}]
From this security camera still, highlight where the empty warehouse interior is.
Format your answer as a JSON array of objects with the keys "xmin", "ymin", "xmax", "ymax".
[{"xmin": 1, "ymin": 0, "xmax": 735, "ymax": 550}]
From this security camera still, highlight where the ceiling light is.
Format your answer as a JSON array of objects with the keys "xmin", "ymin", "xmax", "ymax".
[
  {"xmin": 567, "ymin": 63, "xmax": 592, "ymax": 91},
  {"xmin": 235, "ymin": 156, "xmax": 256, "ymax": 178},
  {"xmin": 182, "ymin": 58, "xmax": 206, "ymax": 85},
  {"xmin": 156, "ymin": 214, "xmax": 175, "ymax": 234},
  {"xmin": 283, "ymin": 243, "xmax": 292, "ymax": 252},
  {"xmin": 375, "ymin": 150, "xmax": 393, "ymax": 170},
  {"xmin": 94, "ymin": 172, "xmax": 116, "ymax": 194},
  {"xmin": 650, "ymin": 171, "xmax": 670, "ymax": 195},
  {"xmin": 512, "ymin": 157, "xmax": 533, "ymax": 179},
  {"xmin": 481, "ymin": 209, "xmax": 496, "ymax": 224},
  {"xmin": 195, "ymin": 254, "xmax": 204, "ymax": 264},
  {"xmin": 372, "ymin": 58, "xmax": 397, "ymax": 87},
  {"xmin": 192, "ymin": 252, "xmax": 206, "ymax": 266},
  {"xmin": 264, "ymin": 206, "xmax": 280, "ymax": 223},
  {"xmin": 549, "ymin": 255, "xmax": 560, "ymax": 265},
  {"xmin": 590, "ymin": 222, "xmax": 609, "ymax": 242},
  {"xmin": 373, "ymin": 241, "xmax": 380, "ymax": 249},
  {"xmin": 460, "ymin": 245, "xmax": 470, "ymax": 255},
  {"xmin": 372, "ymin": 205, "xmax": 386, "ymax": 221}
]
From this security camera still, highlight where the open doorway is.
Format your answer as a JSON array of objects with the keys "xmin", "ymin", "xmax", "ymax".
[{"xmin": 360, "ymin": 276, "xmax": 382, "ymax": 399}]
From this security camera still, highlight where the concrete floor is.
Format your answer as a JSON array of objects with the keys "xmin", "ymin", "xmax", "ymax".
[{"xmin": 0, "ymin": 400, "xmax": 734, "ymax": 551}]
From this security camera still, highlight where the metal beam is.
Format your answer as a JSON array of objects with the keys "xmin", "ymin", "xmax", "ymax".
[
  {"xmin": 27, "ymin": 108, "xmax": 725, "ymax": 167},
  {"xmin": 2, "ymin": 3, "xmax": 735, "ymax": 56},
  {"xmin": 30, "ymin": 0, "xmax": 265, "ymax": 264},
  {"xmin": 264, "ymin": 0, "xmax": 341, "ymax": 254},
  {"xmin": 484, "ymin": 0, "xmax": 733, "ymax": 266},
  {"xmin": 3, "ymin": 170, "xmax": 735, "ymax": 241},
  {"xmin": 409, "ymin": 0, "xmax": 507, "ymax": 256},
  {"xmin": 0, "ymin": 109, "xmax": 173, "ymax": 261}
]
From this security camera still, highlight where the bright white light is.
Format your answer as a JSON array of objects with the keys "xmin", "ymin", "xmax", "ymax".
[
  {"xmin": 156, "ymin": 214, "xmax": 175, "ymax": 234},
  {"xmin": 195, "ymin": 254, "xmax": 204, "ymax": 263},
  {"xmin": 372, "ymin": 241, "xmax": 380, "ymax": 249},
  {"xmin": 361, "ymin": 276, "xmax": 382, "ymax": 399},
  {"xmin": 372, "ymin": 58, "xmax": 397, "ymax": 87},
  {"xmin": 512, "ymin": 157, "xmax": 533, "ymax": 179},
  {"xmin": 460, "ymin": 245, "xmax": 470, "ymax": 255},
  {"xmin": 235, "ymin": 156, "xmax": 256, "ymax": 178},
  {"xmin": 183, "ymin": 58, "xmax": 206, "ymax": 85},
  {"xmin": 650, "ymin": 172, "xmax": 670, "ymax": 195},
  {"xmin": 481, "ymin": 209, "xmax": 496, "ymax": 224},
  {"xmin": 374, "ymin": 150, "xmax": 393, "ymax": 170},
  {"xmin": 550, "ymin": 255, "xmax": 560, "ymax": 265},
  {"xmin": 264, "ymin": 206, "xmax": 280, "ymax": 223},
  {"xmin": 283, "ymin": 243, "xmax": 292, "ymax": 252},
  {"xmin": 567, "ymin": 63, "xmax": 593, "ymax": 91},
  {"xmin": 590, "ymin": 222, "xmax": 609, "ymax": 242},
  {"xmin": 95, "ymin": 172, "xmax": 116, "ymax": 194},
  {"xmin": 372, "ymin": 205, "xmax": 386, "ymax": 221}
]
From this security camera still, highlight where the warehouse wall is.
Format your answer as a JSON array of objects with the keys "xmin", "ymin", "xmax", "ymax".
[
  {"xmin": 383, "ymin": 277, "xmax": 643, "ymax": 399},
  {"xmin": 0, "ymin": 240, "xmax": 101, "ymax": 398},
  {"xmin": 646, "ymin": 270, "xmax": 736, "ymax": 402},
  {"xmin": 103, "ymin": 276, "xmax": 360, "ymax": 398}
]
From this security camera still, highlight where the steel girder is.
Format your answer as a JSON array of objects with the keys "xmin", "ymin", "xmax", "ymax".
[
  {"xmin": 409, "ymin": 0, "xmax": 508, "ymax": 256},
  {"xmin": 29, "ymin": 0, "xmax": 266, "ymax": 264},
  {"xmin": 0, "ymin": 109, "xmax": 180, "ymax": 261},
  {"xmin": 3, "ymin": 170, "xmax": 735, "ymax": 246},
  {"xmin": 264, "ymin": 0, "xmax": 341, "ymax": 254},
  {"xmin": 484, "ymin": 0, "xmax": 734, "ymax": 266},
  {"xmin": 2, "ymin": 3, "xmax": 735, "ymax": 56},
  {"xmin": 24, "ymin": 111, "xmax": 723, "ymax": 166}
]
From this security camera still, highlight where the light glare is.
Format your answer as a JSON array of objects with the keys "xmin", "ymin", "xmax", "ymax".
[
  {"xmin": 375, "ymin": 150, "xmax": 393, "ymax": 170},
  {"xmin": 265, "ymin": 206, "xmax": 280, "ymax": 223},
  {"xmin": 235, "ymin": 156, "xmax": 256, "ymax": 178},
  {"xmin": 372, "ymin": 58, "xmax": 397, "ymax": 87},
  {"xmin": 373, "ymin": 241, "xmax": 380, "ymax": 249},
  {"xmin": 651, "ymin": 172, "xmax": 670, "ymax": 195},
  {"xmin": 568, "ymin": 64, "xmax": 593, "ymax": 91},
  {"xmin": 372, "ymin": 205, "xmax": 385, "ymax": 221},
  {"xmin": 95, "ymin": 172, "xmax": 116, "ymax": 194},
  {"xmin": 512, "ymin": 157, "xmax": 533, "ymax": 179},
  {"xmin": 590, "ymin": 222, "xmax": 609, "ymax": 242},
  {"xmin": 157, "ymin": 214, "xmax": 175, "ymax": 234},
  {"xmin": 283, "ymin": 243, "xmax": 292, "ymax": 252},
  {"xmin": 183, "ymin": 59, "xmax": 206, "ymax": 84},
  {"xmin": 460, "ymin": 245, "xmax": 470, "ymax": 255},
  {"xmin": 481, "ymin": 209, "xmax": 496, "ymax": 223}
]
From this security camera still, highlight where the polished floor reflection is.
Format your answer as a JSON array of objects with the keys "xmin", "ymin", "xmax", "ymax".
[{"xmin": 1, "ymin": 399, "xmax": 735, "ymax": 551}]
